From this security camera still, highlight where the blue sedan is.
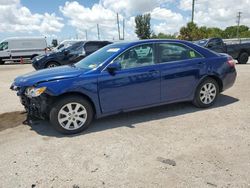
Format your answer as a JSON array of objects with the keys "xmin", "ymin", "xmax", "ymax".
[{"xmin": 11, "ymin": 40, "xmax": 237, "ymax": 134}]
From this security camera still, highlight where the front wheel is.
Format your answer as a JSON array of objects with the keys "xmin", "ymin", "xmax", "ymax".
[
  {"xmin": 193, "ymin": 78, "xmax": 219, "ymax": 108},
  {"xmin": 46, "ymin": 61, "xmax": 59, "ymax": 68},
  {"xmin": 50, "ymin": 96, "xmax": 94, "ymax": 134}
]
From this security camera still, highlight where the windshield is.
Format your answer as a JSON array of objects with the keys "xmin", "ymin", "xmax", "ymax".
[
  {"xmin": 55, "ymin": 43, "xmax": 72, "ymax": 52},
  {"xmin": 0, "ymin": 42, "xmax": 8, "ymax": 51},
  {"xmin": 195, "ymin": 39, "xmax": 208, "ymax": 47},
  {"xmin": 75, "ymin": 43, "xmax": 128, "ymax": 69}
]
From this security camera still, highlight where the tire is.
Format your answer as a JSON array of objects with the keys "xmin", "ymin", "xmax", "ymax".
[
  {"xmin": 0, "ymin": 59, "xmax": 4, "ymax": 65},
  {"xmin": 45, "ymin": 61, "xmax": 59, "ymax": 68},
  {"xmin": 50, "ymin": 96, "xmax": 94, "ymax": 134},
  {"xmin": 238, "ymin": 52, "xmax": 248, "ymax": 64},
  {"xmin": 193, "ymin": 78, "xmax": 219, "ymax": 108}
]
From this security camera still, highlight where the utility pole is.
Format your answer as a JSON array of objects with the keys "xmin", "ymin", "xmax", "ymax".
[
  {"xmin": 236, "ymin": 11, "xmax": 242, "ymax": 40},
  {"xmin": 122, "ymin": 18, "xmax": 125, "ymax": 40},
  {"xmin": 97, "ymin": 24, "xmax": 100, "ymax": 40},
  {"xmin": 191, "ymin": 0, "xmax": 195, "ymax": 23},
  {"xmin": 85, "ymin": 30, "xmax": 88, "ymax": 40},
  {"xmin": 117, "ymin": 13, "xmax": 121, "ymax": 40}
]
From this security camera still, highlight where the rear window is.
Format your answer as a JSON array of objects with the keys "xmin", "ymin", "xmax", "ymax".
[{"xmin": 159, "ymin": 43, "xmax": 203, "ymax": 63}]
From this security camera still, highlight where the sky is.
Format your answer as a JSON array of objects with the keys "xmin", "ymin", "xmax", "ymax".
[{"xmin": 0, "ymin": 0, "xmax": 249, "ymax": 43}]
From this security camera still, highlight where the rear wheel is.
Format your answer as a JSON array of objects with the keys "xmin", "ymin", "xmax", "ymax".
[
  {"xmin": 238, "ymin": 52, "xmax": 248, "ymax": 64},
  {"xmin": 193, "ymin": 78, "xmax": 219, "ymax": 108},
  {"xmin": 50, "ymin": 96, "xmax": 94, "ymax": 134},
  {"xmin": 46, "ymin": 61, "xmax": 59, "ymax": 68},
  {"xmin": 0, "ymin": 59, "xmax": 4, "ymax": 65}
]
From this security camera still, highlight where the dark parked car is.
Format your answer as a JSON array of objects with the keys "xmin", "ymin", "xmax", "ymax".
[
  {"xmin": 195, "ymin": 37, "xmax": 250, "ymax": 64},
  {"xmin": 32, "ymin": 41, "xmax": 111, "ymax": 70},
  {"xmin": 11, "ymin": 39, "xmax": 236, "ymax": 134}
]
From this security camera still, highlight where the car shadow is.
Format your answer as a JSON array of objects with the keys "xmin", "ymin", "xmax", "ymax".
[{"xmin": 27, "ymin": 94, "xmax": 239, "ymax": 137}]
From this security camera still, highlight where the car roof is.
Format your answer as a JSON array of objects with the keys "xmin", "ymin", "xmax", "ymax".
[
  {"xmin": 108, "ymin": 39, "xmax": 218, "ymax": 58},
  {"xmin": 112, "ymin": 39, "xmax": 195, "ymax": 48}
]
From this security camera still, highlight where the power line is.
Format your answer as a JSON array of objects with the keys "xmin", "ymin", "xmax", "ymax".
[{"xmin": 236, "ymin": 11, "xmax": 242, "ymax": 39}]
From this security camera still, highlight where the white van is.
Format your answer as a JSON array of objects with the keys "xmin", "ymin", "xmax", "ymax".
[{"xmin": 0, "ymin": 37, "xmax": 47, "ymax": 64}]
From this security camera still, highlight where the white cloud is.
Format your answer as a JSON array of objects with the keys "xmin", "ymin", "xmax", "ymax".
[
  {"xmin": 151, "ymin": 7, "xmax": 184, "ymax": 23},
  {"xmin": 1, "ymin": 0, "xmax": 250, "ymax": 40},
  {"xmin": 60, "ymin": 0, "xmax": 187, "ymax": 40},
  {"xmin": 179, "ymin": 0, "xmax": 250, "ymax": 29},
  {"xmin": 179, "ymin": 0, "xmax": 192, "ymax": 11},
  {"xmin": 60, "ymin": 1, "xmax": 133, "ymax": 40},
  {"xmin": 151, "ymin": 7, "xmax": 185, "ymax": 34},
  {"xmin": 0, "ymin": 0, "xmax": 64, "ymax": 35},
  {"xmin": 100, "ymin": 0, "xmax": 167, "ymax": 15}
]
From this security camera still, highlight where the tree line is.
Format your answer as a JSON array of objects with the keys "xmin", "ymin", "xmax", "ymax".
[{"xmin": 135, "ymin": 13, "xmax": 250, "ymax": 41}]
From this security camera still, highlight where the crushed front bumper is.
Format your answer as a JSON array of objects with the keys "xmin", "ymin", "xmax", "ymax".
[
  {"xmin": 10, "ymin": 84, "xmax": 52, "ymax": 119},
  {"xmin": 20, "ymin": 94, "xmax": 51, "ymax": 119}
]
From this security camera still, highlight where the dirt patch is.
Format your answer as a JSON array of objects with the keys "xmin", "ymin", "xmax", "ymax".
[{"xmin": 0, "ymin": 111, "xmax": 26, "ymax": 131}]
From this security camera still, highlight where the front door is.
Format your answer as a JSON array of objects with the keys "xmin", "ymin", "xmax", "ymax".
[{"xmin": 98, "ymin": 43, "xmax": 161, "ymax": 114}]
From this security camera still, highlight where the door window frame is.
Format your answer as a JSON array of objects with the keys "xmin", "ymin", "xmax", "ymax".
[
  {"xmin": 156, "ymin": 42, "xmax": 204, "ymax": 64},
  {"xmin": 103, "ymin": 42, "xmax": 157, "ymax": 72}
]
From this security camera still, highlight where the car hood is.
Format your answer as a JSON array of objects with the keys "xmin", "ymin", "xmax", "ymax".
[{"xmin": 13, "ymin": 65, "xmax": 86, "ymax": 87}]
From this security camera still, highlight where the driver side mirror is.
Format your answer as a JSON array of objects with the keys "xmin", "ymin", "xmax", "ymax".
[{"xmin": 106, "ymin": 61, "xmax": 121, "ymax": 75}]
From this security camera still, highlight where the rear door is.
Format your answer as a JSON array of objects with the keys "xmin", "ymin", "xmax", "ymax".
[{"xmin": 157, "ymin": 42, "xmax": 206, "ymax": 102}]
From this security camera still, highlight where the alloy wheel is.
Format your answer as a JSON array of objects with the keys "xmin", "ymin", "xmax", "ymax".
[
  {"xmin": 58, "ymin": 103, "xmax": 87, "ymax": 130},
  {"xmin": 199, "ymin": 83, "xmax": 217, "ymax": 104}
]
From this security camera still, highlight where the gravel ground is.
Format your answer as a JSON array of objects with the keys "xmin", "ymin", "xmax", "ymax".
[{"xmin": 0, "ymin": 63, "xmax": 250, "ymax": 188}]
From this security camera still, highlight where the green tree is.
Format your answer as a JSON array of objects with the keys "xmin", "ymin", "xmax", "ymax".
[
  {"xmin": 207, "ymin": 27, "xmax": 223, "ymax": 38},
  {"xmin": 135, "ymin": 13, "xmax": 152, "ymax": 39},
  {"xmin": 151, "ymin": 32, "xmax": 176, "ymax": 39},
  {"xmin": 178, "ymin": 22, "xmax": 204, "ymax": 41},
  {"xmin": 222, "ymin": 25, "xmax": 250, "ymax": 38}
]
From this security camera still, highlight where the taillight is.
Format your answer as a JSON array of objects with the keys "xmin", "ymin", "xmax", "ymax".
[{"xmin": 227, "ymin": 57, "xmax": 235, "ymax": 67}]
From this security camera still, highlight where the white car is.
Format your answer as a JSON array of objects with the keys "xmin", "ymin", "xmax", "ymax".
[{"xmin": 0, "ymin": 37, "xmax": 47, "ymax": 64}]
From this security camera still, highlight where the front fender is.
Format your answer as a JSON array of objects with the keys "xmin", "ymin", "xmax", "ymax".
[{"xmin": 37, "ymin": 76, "xmax": 102, "ymax": 117}]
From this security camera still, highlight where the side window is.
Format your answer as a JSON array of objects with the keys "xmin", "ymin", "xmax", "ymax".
[
  {"xmin": 214, "ymin": 39, "xmax": 223, "ymax": 46},
  {"xmin": 159, "ymin": 43, "xmax": 202, "ymax": 63},
  {"xmin": 71, "ymin": 43, "xmax": 84, "ymax": 53},
  {"xmin": 208, "ymin": 39, "xmax": 222, "ymax": 47},
  {"xmin": 115, "ymin": 44, "xmax": 155, "ymax": 69},
  {"xmin": 85, "ymin": 43, "xmax": 100, "ymax": 53},
  {"xmin": 0, "ymin": 42, "xmax": 8, "ymax": 51}
]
